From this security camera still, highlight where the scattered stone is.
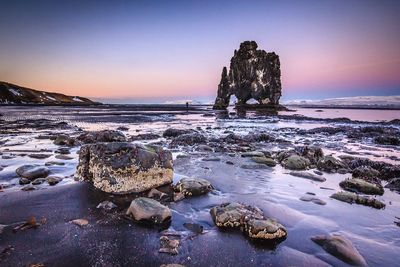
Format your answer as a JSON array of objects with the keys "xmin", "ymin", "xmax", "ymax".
[
  {"xmin": 21, "ymin": 185, "xmax": 36, "ymax": 191},
  {"xmin": 240, "ymin": 164, "xmax": 270, "ymax": 169},
  {"xmin": 210, "ymin": 202, "xmax": 264, "ymax": 228},
  {"xmin": 337, "ymin": 168, "xmax": 350, "ymax": 174},
  {"xmin": 317, "ymin": 156, "xmax": 346, "ymax": 173},
  {"xmin": 331, "ymin": 191, "xmax": 385, "ymax": 209},
  {"xmin": 311, "ymin": 234, "xmax": 367, "ymax": 266},
  {"xmin": 339, "ymin": 178, "xmax": 384, "ymax": 195},
  {"xmin": 159, "ymin": 236, "xmax": 180, "ymax": 255},
  {"xmin": 251, "ymin": 156, "xmax": 276, "ymax": 167},
  {"xmin": 31, "ymin": 178, "xmax": 46, "ymax": 185},
  {"xmin": 16, "ymin": 165, "xmax": 50, "ymax": 180},
  {"xmin": 289, "ymin": 171, "xmax": 326, "ymax": 182},
  {"xmin": 175, "ymin": 178, "xmax": 213, "ymax": 196},
  {"xmin": 28, "ymin": 153, "xmax": 52, "ymax": 159},
  {"xmin": 171, "ymin": 133, "xmax": 207, "ymax": 146},
  {"xmin": 46, "ymin": 176, "xmax": 62, "ymax": 186},
  {"xmin": 300, "ymin": 196, "xmax": 326, "ymax": 205},
  {"xmin": 131, "ymin": 133, "xmax": 161, "ymax": 141},
  {"xmin": 19, "ymin": 178, "xmax": 31, "ymax": 185},
  {"xmin": 241, "ymin": 151, "xmax": 265, "ymax": 158},
  {"xmin": 163, "ymin": 128, "xmax": 194, "ymax": 138},
  {"xmin": 71, "ymin": 219, "xmax": 89, "ymax": 227},
  {"xmin": 126, "ymin": 197, "xmax": 171, "ymax": 224},
  {"xmin": 183, "ymin": 222, "xmax": 203, "ymax": 234},
  {"xmin": 117, "ymin": 126, "xmax": 129, "ymax": 131},
  {"xmin": 313, "ymin": 170, "xmax": 323, "ymax": 175},
  {"xmin": 197, "ymin": 144, "xmax": 213, "ymax": 152},
  {"xmin": 202, "ymin": 157, "xmax": 221, "ymax": 162},
  {"xmin": 54, "ymin": 134, "xmax": 76, "ymax": 146},
  {"xmin": 45, "ymin": 161, "xmax": 65, "ymax": 166},
  {"xmin": 77, "ymin": 130, "xmax": 126, "ymax": 144},
  {"xmin": 282, "ymin": 155, "xmax": 310, "ymax": 170},
  {"xmin": 147, "ymin": 188, "xmax": 168, "ymax": 200},
  {"xmin": 384, "ymin": 178, "xmax": 400, "ymax": 193},
  {"xmin": 226, "ymin": 161, "xmax": 234, "ymax": 165},
  {"xmin": 173, "ymin": 192, "xmax": 185, "ymax": 202},
  {"xmin": 55, "ymin": 147, "xmax": 70, "ymax": 154},
  {"xmin": 96, "ymin": 200, "xmax": 117, "ymax": 211},
  {"xmin": 76, "ymin": 142, "xmax": 173, "ymax": 194},
  {"xmin": 244, "ymin": 218, "xmax": 287, "ymax": 240},
  {"xmin": 55, "ymin": 154, "xmax": 74, "ymax": 160},
  {"xmin": 352, "ymin": 166, "xmax": 380, "ymax": 179}
]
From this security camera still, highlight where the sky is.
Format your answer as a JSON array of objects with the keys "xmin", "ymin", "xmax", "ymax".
[{"xmin": 0, "ymin": 0, "xmax": 399, "ymax": 103}]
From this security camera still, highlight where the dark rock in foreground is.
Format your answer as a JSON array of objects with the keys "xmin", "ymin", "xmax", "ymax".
[
  {"xmin": 311, "ymin": 234, "xmax": 367, "ymax": 266},
  {"xmin": 213, "ymin": 41, "xmax": 282, "ymax": 109},
  {"xmin": 76, "ymin": 142, "xmax": 173, "ymax": 194}
]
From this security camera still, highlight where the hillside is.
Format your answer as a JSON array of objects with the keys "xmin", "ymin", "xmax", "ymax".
[{"xmin": 0, "ymin": 81, "xmax": 100, "ymax": 105}]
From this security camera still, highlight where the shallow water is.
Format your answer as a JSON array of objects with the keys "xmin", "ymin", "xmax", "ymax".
[{"xmin": 0, "ymin": 105, "xmax": 399, "ymax": 266}]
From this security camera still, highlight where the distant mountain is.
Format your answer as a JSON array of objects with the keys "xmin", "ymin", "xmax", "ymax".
[
  {"xmin": 0, "ymin": 81, "xmax": 100, "ymax": 105},
  {"xmin": 284, "ymin": 96, "xmax": 400, "ymax": 109}
]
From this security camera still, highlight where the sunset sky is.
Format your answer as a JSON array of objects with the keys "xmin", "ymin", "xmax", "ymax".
[{"xmin": 0, "ymin": 0, "xmax": 399, "ymax": 102}]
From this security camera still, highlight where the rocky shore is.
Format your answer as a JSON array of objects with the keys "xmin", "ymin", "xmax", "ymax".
[{"xmin": 0, "ymin": 105, "xmax": 399, "ymax": 266}]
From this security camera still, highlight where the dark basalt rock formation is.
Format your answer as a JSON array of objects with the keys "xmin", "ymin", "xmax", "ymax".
[
  {"xmin": 0, "ymin": 81, "xmax": 100, "ymax": 105},
  {"xmin": 213, "ymin": 41, "xmax": 282, "ymax": 109}
]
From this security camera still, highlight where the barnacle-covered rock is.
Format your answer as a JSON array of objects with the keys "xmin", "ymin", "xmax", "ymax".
[
  {"xmin": 210, "ymin": 202, "xmax": 264, "ymax": 228},
  {"xmin": 244, "ymin": 218, "xmax": 287, "ymax": 240},
  {"xmin": 175, "ymin": 177, "xmax": 213, "ymax": 196},
  {"xmin": 75, "ymin": 142, "xmax": 173, "ymax": 194}
]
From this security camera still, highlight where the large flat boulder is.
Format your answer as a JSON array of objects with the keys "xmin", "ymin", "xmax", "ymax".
[{"xmin": 76, "ymin": 142, "xmax": 173, "ymax": 194}]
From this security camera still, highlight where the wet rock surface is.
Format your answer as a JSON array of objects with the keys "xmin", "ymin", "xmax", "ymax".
[
  {"xmin": 174, "ymin": 177, "xmax": 213, "ymax": 197},
  {"xmin": 15, "ymin": 165, "xmax": 50, "ymax": 180},
  {"xmin": 282, "ymin": 155, "xmax": 310, "ymax": 170},
  {"xmin": 77, "ymin": 130, "xmax": 127, "ymax": 144},
  {"xmin": 210, "ymin": 202, "xmax": 287, "ymax": 241},
  {"xmin": 75, "ymin": 142, "xmax": 173, "ymax": 194},
  {"xmin": 330, "ymin": 191, "xmax": 385, "ymax": 209},
  {"xmin": 339, "ymin": 178, "xmax": 384, "ymax": 195},
  {"xmin": 126, "ymin": 197, "xmax": 172, "ymax": 224},
  {"xmin": 311, "ymin": 234, "xmax": 367, "ymax": 266}
]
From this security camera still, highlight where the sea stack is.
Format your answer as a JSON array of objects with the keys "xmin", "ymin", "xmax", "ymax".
[{"xmin": 213, "ymin": 41, "xmax": 282, "ymax": 109}]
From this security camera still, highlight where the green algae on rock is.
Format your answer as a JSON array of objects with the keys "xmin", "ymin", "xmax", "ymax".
[
  {"xmin": 339, "ymin": 178, "xmax": 384, "ymax": 195},
  {"xmin": 330, "ymin": 191, "xmax": 385, "ymax": 209}
]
